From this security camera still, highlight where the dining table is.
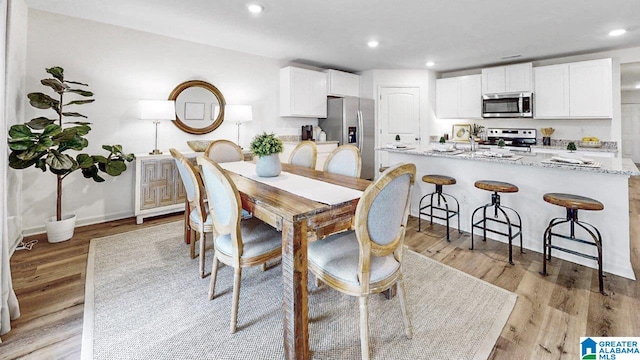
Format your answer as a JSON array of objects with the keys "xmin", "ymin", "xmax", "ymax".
[{"xmin": 220, "ymin": 161, "xmax": 371, "ymax": 360}]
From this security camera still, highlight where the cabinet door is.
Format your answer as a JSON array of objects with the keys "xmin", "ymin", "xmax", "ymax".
[
  {"xmin": 326, "ymin": 70, "xmax": 360, "ymax": 97},
  {"xmin": 481, "ymin": 67, "xmax": 506, "ymax": 94},
  {"xmin": 280, "ymin": 67, "xmax": 327, "ymax": 118},
  {"xmin": 505, "ymin": 63, "xmax": 533, "ymax": 92},
  {"xmin": 534, "ymin": 64, "xmax": 570, "ymax": 118},
  {"xmin": 436, "ymin": 77, "xmax": 460, "ymax": 118},
  {"xmin": 569, "ymin": 59, "xmax": 612, "ymax": 118},
  {"xmin": 458, "ymin": 75, "xmax": 482, "ymax": 118},
  {"xmin": 140, "ymin": 159, "xmax": 176, "ymax": 210}
]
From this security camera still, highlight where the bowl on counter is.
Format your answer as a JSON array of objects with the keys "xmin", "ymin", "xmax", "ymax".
[{"xmin": 187, "ymin": 140, "xmax": 212, "ymax": 152}]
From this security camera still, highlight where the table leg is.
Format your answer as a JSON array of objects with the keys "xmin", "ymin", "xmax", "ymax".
[{"xmin": 282, "ymin": 219, "xmax": 309, "ymax": 360}]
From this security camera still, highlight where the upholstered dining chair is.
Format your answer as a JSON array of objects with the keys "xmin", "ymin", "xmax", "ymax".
[
  {"xmin": 323, "ymin": 144, "xmax": 362, "ymax": 178},
  {"xmin": 288, "ymin": 141, "xmax": 317, "ymax": 169},
  {"xmin": 197, "ymin": 157, "xmax": 282, "ymax": 333},
  {"xmin": 307, "ymin": 163, "xmax": 416, "ymax": 360},
  {"xmin": 204, "ymin": 139, "xmax": 244, "ymax": 163},
  {"xmin": 170, "ymin": 148, "xmax": 213, "ymax": 278}
]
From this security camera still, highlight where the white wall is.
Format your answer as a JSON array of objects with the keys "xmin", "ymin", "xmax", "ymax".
[
  {"xmin": 21, "ymin": 10, "xmax": 310, "ymax": 234},
  {"xmin": 622, "ymin": 90, "xmax": 640, "ymax": 104},
  {"xmin": 438, "ymin": 46, "xmax": 640, "ymax": 145}
]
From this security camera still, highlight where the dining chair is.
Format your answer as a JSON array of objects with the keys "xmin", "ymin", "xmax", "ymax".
[
  {"xmin": 288, "ymin": 141, "xmax": 317, "ymax": 169},
  {"xmin": 307, "ymin": 163, "xmax": 416, "ymax": 360},
  {"xmin": 170, "ymin": 148, "xmax": 213, "ymax": 278},
  {"xmin": 197, "ymin": 156, "xmax": 283, "ymax": 333},
  {"xmin": 323, "ymin": 144, "xmax": 362, "ymax": 178},
  {"xmin": 204, "ymin": 139, "xmax": 244, "ymax": 163}
]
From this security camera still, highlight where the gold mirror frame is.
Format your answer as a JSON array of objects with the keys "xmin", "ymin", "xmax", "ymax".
[{"xmin": 168, "ymin": 80, "xmax": 226, "ymax": 135}]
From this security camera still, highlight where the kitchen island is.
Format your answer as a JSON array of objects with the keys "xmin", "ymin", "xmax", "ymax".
[{"xmin": 380, "ymin": 147, "xmax": 639, "ymax": 280}]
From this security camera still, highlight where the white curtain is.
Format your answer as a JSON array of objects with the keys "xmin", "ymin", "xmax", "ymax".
[{"xmin": 1, "ymin": 0, "xmax": 22, "ymax": 340}]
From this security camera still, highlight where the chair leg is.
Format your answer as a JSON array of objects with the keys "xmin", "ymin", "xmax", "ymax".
[
  {"xmin": 315, "ymin": 275, "xmax": 322, "ymax": 288},
  {"xmin": 260, "ymin": 262, "xmax": 267, "ymax": 271},
  {"xmin": 396, "ymin": 278, "xmax": 413, "ymax": 339},
  {"xmin": 230, "ymin": 267, "xmax": 242, "ymax": 334},
  {"xmin": 189, "ymin": 229, "xmax": 196, "ymax": 259},
  {"xmin": 208, "ymin": 256, "xmax": 219, "ymax": 300},
  {"xmin": 358, "ymin": 296, "xmax": 370, "ymax": 360},
  {"xmin": 199, "ymin": 232, "xmax": 206, "ymax": 278}
]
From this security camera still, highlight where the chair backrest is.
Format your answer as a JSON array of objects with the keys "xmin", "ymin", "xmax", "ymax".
[
  {"xmin": 197, "ymin": 157, "xmax": 244, "ymax": 255},
  {"xmin": 355, "ymin": 163, "xmax": 415, "ymax": 259},
  {"xmin": 170, "ymin": 148, "xmax": 206, "ymax": 222},
  {"xmin": 323, "ymin": 145, "xmax": 362, "ymax": 178},
  {"xmin": 204, "ymin": 140, "xmax": 243, "ymax": 163},
  {"xmin": 288, "ymin": 141, "xmax": 317, "ymax": 169}
]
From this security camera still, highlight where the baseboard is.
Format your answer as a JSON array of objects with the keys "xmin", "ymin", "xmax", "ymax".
[{"xmin": 22, "ymin": 211, "xmax": 134, "ymax": 236}]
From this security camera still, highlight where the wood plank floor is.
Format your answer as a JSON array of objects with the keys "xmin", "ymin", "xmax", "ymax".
[{"xmin": 2, "ymin": 177, "xmax": 639, "ymax": 359}]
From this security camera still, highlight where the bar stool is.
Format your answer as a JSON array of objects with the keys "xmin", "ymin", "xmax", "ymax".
[
  {"xmin": 540, "ymin": 193, "xmax": 606, "ymax": 295},
  {"xmin": 470, "ymin": 180, "xmax": 523, "ymax": 265},
  {"xmin": 418, "ymin": 175, "xmax": 460, "ymax": 241}
]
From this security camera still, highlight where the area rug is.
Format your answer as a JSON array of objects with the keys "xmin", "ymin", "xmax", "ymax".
[{"xmin": 81, "ymin": 221, "xmax": 516, "ymax": 360}]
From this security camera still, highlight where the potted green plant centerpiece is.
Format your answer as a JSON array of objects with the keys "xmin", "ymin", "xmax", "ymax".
[
  {"xmin": 497, "ymin": 139, "xmax": 506, "ymax": 148},
  {"xmin": 250, "ymin": 132, "xmax": 283, "ymax": 177},
  {"xmin": 567, "ymin": 142, "xmax": 577, "ymax": 152},
  {"xmin": 7, "ymin": 66, "xmax": 135, "ymax": 243}
]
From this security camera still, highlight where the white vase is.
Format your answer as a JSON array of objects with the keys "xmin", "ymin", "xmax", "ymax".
[
  {"xmin": 255, "ymin": 153, "xmax": 282, "ymax": 177},
  {"xmin": 45, "ymin": 214, "xmax": 77, "ymax": 243}
]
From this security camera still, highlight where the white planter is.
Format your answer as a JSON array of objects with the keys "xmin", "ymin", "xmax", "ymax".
[
  {"xmin": 255, "ymin": 153, "xmax": 282, "ymax": 177},
  {"xmin": 45, "ymin": 214, "xmax": 77, "ymax": 243}
]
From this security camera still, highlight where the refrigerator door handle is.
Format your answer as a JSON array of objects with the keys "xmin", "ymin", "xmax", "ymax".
[{"xmin": 357, "ymin": 110, "xmax": 363, "ymax": 150}]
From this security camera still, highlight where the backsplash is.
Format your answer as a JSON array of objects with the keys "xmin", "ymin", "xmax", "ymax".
[
  {"xmin": 541, "ymin": 138, "xmax": 618, "ymax": 150},
  {"xmin": 278, "ymin": 135, "xmax": 300, "ymax": 142}
]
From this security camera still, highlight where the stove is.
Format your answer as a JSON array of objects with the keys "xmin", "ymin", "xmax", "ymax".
[{"xmin": 485, "ymin": 128, "xmax": 537, "ymax": 148}]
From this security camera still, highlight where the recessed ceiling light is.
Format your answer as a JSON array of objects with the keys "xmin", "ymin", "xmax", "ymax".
[
  {"xmin": 609, "ymin": 29, "xmax": 627, "ymax": 37},
  {"xmin": 367, "ymin": 40, "xmax": 379, "ymax": 48},
  {"xmin": 247, "ymin": 4, "xmax": 263, "ymax": 14},
  {"xmin": 426, "ymin": 61, "xmax": 435, "ymax": 67}
]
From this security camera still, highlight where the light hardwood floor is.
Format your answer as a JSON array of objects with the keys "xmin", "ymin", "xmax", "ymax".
[{"xmin": 2, "ymin": 177, "xmax": 639, "ymax": 359}]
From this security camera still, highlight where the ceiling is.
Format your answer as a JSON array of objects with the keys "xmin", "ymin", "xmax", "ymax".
[{"xmin": 25, "ymin": 0, "xmax": 640, "ymax": 73}]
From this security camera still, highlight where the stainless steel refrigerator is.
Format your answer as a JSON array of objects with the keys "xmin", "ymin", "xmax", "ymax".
[{"xmin": 319, "ymin": 97, "xmax": 375, "ymax": 180}]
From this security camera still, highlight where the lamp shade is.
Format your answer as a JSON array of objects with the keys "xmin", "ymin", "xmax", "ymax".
[
  {"xmin": 139, "ymin": 100, "xmax": 176, "ymax": 120},
  {"xmin": 225, "ymin": 105, "xmax": 253, "ymax": 123}
]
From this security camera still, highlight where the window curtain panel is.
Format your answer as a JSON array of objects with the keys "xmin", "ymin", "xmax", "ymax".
[{"xmin": 1, "ymin": 0, "xmax": 22, "ymax": 340}]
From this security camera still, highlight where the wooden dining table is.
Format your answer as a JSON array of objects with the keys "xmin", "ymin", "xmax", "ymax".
[{"xmin": 222, "ymin": 163, "xmax": 371, "ymax": 360}]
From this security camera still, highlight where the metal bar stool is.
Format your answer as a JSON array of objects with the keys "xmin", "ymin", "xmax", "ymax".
[
  {"xmin": 470, "ymin": 180, "xmax": 523, "ymax": 265},
  {"xmin": 539, "ymin": 193, "xmax": 606, "ymax": 295},
  {"xmin": 418, "ymin": 174, "xmax": 460, "ymax": 241}
]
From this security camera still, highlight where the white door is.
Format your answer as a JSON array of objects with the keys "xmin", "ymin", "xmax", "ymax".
[
  {"xmin": 622, "ymin": 104, "xmax": 640, "ymax": 163},
  {"xmin": 378, "ymin": 87, "xmax": 420, "ymax": 171}
]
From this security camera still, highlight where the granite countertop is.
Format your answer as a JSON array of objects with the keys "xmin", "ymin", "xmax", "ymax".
[
  {"xmin": 530, "ymin": 144, "xmax": 618, "ymax": 153},
  {"xmin": 378, "ymin": 147, "xmax": 640, "ymax": 176}
]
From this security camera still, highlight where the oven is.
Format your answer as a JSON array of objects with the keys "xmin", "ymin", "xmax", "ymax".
[{"xmin": 485, "ymin": 128, "xmax": 537, "ymax": 148}]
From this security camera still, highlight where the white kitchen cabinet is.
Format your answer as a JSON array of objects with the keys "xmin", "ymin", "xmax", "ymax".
[
  {"xmin": 569, "ymin": 58, "xmax": 612, "ymax": 118},
  {"xmin": 534, "ymin": 64, "xmax": 570, "ymax": 118},
  {"xmin": 280, "ymin": 66, "xmax": 327, "ymax": 118},
  {"xmin": 482, "ymin": 63, "xmax": 532, "ymax": 94},
  {"xmin": 533, "ymin": 58, "xmax": 612, "ymax": 119},
  {"xmin": 326, "ymin": 69, "xmax": 360, "ymax": 97},
  {"xmin": 280, "ymin": 141, "xmax": 338, "ymax": 170},
  {"xmin": 436, "ymin": 74, "xmax": 481, "ymax": 119}
]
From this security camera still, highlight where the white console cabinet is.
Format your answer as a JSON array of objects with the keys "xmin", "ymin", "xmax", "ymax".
[
  {"xmin": 280, "ymin": 66, "xmax": 327, "ymax": 118},
  {"xmin": 134, "ymin": 152, "xmax": 197, "ymax": 224}
]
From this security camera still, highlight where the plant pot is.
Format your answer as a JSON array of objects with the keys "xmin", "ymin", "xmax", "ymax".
[
  {"xmin": 45, "ymin": 214, "xmax": 77, "ymax": 243},
  {"xmin": 255, "ymin": 154, "xmax": 282, "ymax": 177}
]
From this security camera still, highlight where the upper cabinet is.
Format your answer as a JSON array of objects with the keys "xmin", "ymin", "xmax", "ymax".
[
  {"xmin": 280, "ymin": 66, "xmax": 327, "ymax": 118},
  {"xmin": 534, "ymin": 58, "xmax": 612, "ymax": 119},
  {"xmin": 482, "ymin": 63, "xmax": 532, "ymax": 94},
  {"xmin": 326, "ymin": 69, "xmax": 360, "ymax": 97},
  {"xmin": 436, "ymin": 74, "xmax": 482, "ymax": 119}
]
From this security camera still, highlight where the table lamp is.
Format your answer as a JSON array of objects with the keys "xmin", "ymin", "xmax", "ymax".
[
  {"xmin": 139, "ymin": 100, "xmax": 176, "ymax": 155},
  {"xmin": 226, "ymin": 105, "xmax": 253, "ymax": 148}
]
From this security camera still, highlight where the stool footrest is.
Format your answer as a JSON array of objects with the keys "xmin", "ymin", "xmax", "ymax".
[
  {"xmin": 548, "ymin": 232, "xmax": 599, "ymax": 247},
  {"xmin": 472, "ymin": 218, "xmax": 522, "ymax": 240},
  {"xmin": 419, "ymin": 205, "xmax": 459, "ymax": 221},
  {"xmin": 546, "ymin": 244, "xmax": 599, "ymax": 261}
]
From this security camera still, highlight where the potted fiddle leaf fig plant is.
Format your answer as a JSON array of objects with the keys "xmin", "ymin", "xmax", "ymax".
[
  {"xmin": 250, "ymin": 132, "xmax": 283, "ymax": 177},
  {"xmin": 7, "ymin": 66, "xmax": 135, "ymax": 243}
]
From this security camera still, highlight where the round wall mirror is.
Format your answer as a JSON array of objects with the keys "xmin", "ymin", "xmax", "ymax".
[{"xmin": 169, "ymin": 80, "xmax": 226, "ymax": 134}]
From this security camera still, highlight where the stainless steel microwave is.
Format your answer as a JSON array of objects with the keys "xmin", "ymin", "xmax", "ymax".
[{"xmin": 482, "ymin": 92, "xmax": 533, "ymax": 118}]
